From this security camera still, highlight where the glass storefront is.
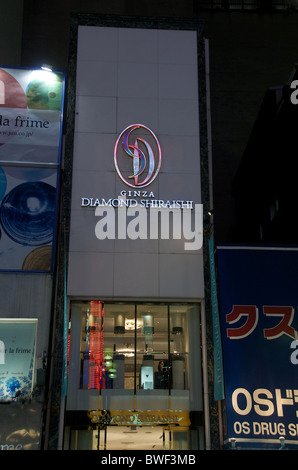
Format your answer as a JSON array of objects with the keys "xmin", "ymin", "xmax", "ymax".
[
  {"xmin": 65, "ymin": 424, "xmax": 200, "ymax": 450},
  {"xmin": 64, "ymin": 301, "xmax": 204, "ymax": 450},
  {"xmin": 79, "ymin": 302, "xmax": 192, "ymax": 393}
]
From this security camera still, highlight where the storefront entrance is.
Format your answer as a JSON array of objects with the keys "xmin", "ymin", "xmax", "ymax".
[
  {"xmin": 67, "ymin": 425, "xmax": 196, "ymax": 450},
  {"xmin": 64, "ymin": 301, "xmax": 206, "ymax": 450}
]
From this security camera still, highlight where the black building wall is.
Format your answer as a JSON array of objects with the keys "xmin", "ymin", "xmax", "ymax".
[{"xmin": 233, "ymin": 77, "xmax": 298, "ymax": 244}]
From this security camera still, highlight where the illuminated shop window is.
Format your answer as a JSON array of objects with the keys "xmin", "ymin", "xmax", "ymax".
[
  {"xmin": 78, "ymin": 302, "xmax": 194, "ymax": 392},
  {"xmin": 0, "ymin": 319, "xmax": 38, "ymax": 403}
]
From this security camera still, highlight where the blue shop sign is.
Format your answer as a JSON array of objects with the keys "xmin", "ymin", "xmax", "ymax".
[{"xmin": 217, "ymin": 246, "xmax": 298, "ymax": 449}]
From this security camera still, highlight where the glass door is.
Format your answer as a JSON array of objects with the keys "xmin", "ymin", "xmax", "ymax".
[{"xmin": 67, "ymin": 425, "xmax": 196, "ymax": 450}]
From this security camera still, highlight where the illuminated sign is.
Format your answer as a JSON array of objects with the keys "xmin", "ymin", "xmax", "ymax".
[
  {"xmin": 88, "ymin": 410, "xmax": 190, "ymax": 426},
  {"xmin": 0, "ymin": 319, "xmax": 37, "ymax": 403},
  {"xmin": 79, "ymin": 124, "xmax": 203, "ymax": 251},
  {"xmin": 114, "ymin": 124, "xmax": 161, "ymax": 188},
  {"xmin": 81, "ymin": 191, "xmax": 193, "ymax": 209},
  {"xmin": 82, "ymin": 124, "xmax": 192, "ymax": 209},
  {"xmin": 0, "ymin": 66, "xmax": 65, "ymax": 272}
]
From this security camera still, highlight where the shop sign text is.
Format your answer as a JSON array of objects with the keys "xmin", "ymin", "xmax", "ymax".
[{"xmin": 231, "ymin": 387, "xmax": 298, "ymax": 441}]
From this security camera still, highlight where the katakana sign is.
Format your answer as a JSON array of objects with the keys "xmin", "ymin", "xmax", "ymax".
[{"xmin": 217, "ymin": 246, "xmax": 298, "ymax": 449}]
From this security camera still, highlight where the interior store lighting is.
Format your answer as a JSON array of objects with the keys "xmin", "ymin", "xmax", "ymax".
[{"xmin": 125, "ymin": 319, "xmax": 142, "ymax": 330}]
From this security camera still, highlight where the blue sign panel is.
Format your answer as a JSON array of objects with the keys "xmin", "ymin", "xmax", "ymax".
[{"xmin": 217, "ymin": 246, "xmax": 298, "ymax": 449}]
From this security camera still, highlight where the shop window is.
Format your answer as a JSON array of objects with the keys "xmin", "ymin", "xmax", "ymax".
[
  {"xmin": 77, "ymin": 302, "xmax": 195, "ymax": 392},
  {"xmin": 0, "ymin": 319, "xmax": 38, "ymax": 403}
]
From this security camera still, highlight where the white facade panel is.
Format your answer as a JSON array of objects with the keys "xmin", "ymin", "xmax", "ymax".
[{"xmin": 68, "ymin": 26, "xmax": 204, "ymax": 300}]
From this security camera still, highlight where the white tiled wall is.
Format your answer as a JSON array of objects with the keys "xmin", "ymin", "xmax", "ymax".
[{"xmin": 67, "ymin": 26, "xmax": 204, "ymax": 300}]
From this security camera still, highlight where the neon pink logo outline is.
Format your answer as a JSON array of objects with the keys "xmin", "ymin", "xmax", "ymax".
[{"xmin": 114, "ymin": 124, "xmax": 162, "ymax": 188}]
